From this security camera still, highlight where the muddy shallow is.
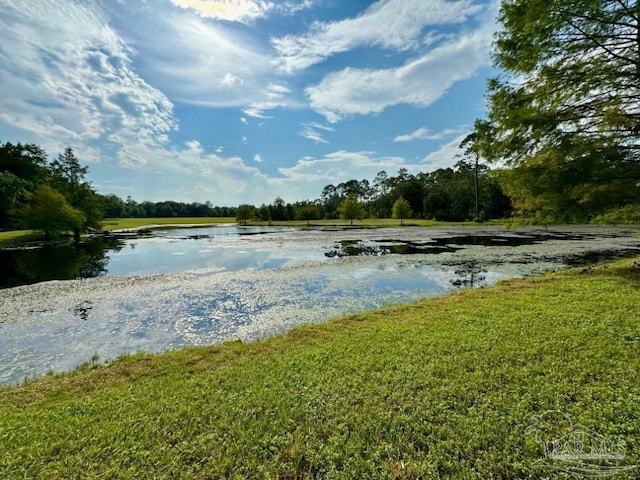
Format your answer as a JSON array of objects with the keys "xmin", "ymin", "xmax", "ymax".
[{"xmin": 1, "ymin": 225, "xmax": 639, "ymax": 385}]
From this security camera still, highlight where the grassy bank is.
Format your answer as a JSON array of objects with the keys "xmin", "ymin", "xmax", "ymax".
[
  {"xmin": 101, "ymin": 217, "xmax": 236, "ymax": 230},
  {"xmin": 2, "ymin": 258, "xmax": 639, "ymax": 478},
  {"xmin": 0, "ymin": 229, "xmax": 44, "ymax": 246}
]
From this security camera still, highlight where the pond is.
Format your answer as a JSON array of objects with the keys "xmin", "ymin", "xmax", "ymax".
[{"xmin": 1, "ymin": 225, "xmax": 639, "ymax": 385}]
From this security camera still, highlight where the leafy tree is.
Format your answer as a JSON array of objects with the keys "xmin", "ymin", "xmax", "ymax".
[
  {"xmin": 100, "ymin": 194, "xmax": 128, "ymax": 218},
  {"xmin": 0, "ymin": 142, "xmax": 48, "ymax": 229},
  {"xmin": 24, "ymin": 185, "xmax": 85, "ymax": 240},
  {"xmin": 484, "ymin": 0, "xmax": 640, "ymax": 221},
  {"xmin": 235, "ymin": 204, "xmax": 255, "ymax": 225},
  {"xmin": 50, "ymin": 147, "xmax": 103, "ymax": 240},
  {"xmin": 392, "ymin": 197, "xmax": 412, "ymax": 225},
  {"xmin": 256, "ymin": 204, "xmax": 272, "ymax": 223},
  {"xmin": 458, "ymin": 132, "xmax": 481, "ymax": 221},
  {"xmin": 270, "ymin": 197, "xmax": 287, "ymax": 221},
  {"xmin": 339, "ymin": 196, "xmax": 366, "ymax": 226},
  {"xmin": 320, "ymin": 184, "xmax": 342, "ymax": 219},
  {"xmin": 295, "ymin": 203, "xmax": 321, "ymax": 226}
]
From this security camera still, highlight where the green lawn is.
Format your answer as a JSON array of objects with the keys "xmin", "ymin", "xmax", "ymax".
[
  {"xmin": 0, "ymin": 229, "xmax": 43, "ymax": 246},
  {"xmin": 102, "ymin": 217, "xmax": 503, "ymax": 230},
  {"xmin": 101, "ymin": 217, "xmax": 236, "ymax": 230},
  {"xmin": 2, "ymin": 258, "xmax": 639, "ymax": 478}
]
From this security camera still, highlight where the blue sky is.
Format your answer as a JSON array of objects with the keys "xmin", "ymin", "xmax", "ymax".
[{"xmin": 0, "ymin": 0, "xmax": 499, "ymax": 205}]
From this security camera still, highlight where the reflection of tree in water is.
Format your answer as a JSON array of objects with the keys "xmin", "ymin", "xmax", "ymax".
[
  {"xmin": 450, "ymin": 260, "xmax": 487, "ymax": 287},
  {"xmin": 0, "ymin": 236, "xmax": 125, "ymax": 288}
]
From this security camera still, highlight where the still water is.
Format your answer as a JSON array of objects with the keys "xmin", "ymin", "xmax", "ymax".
[{"xmin": 1, "ymin": 225, "xmax": 638, "ymax": 384}]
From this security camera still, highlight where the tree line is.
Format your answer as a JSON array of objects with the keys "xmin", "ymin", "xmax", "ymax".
[
  {"xmin": 1, "ymin": 139, "xmax": 513, "ymax": 241},
  {"xmin": 0, "ymin": 142, "xmax": 236, "ymax": 240},
  {"xmin": 236, "ymin": 159, "xmax": 512, "ymax": 226}
]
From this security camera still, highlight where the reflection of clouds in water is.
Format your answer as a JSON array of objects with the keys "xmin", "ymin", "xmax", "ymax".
[{"xmin": 1, "ymin": 226, "xmax": 639, "ymax": 384}]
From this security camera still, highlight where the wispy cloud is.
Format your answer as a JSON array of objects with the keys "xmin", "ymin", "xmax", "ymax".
[
  {"xmin": 254, "ymin": 154, "xmax": 263, "ymax": 162},
  {"xmin": 0, "ymin": 0, "xmax": 176, "ymax": 166},
  {"xmin": 394, "ymin": 126, "xmax": 464, "ymax": 142},
  {"xmin": 242, "ymin": 104, "xmax": 276, "ymax": 119},
  {"xmin": 169, "ymin": 0, "xmax": 273, "ymax": 23},
  {"xmin": 121, "ymin": 2, "xmax": 276, "ymax": 109},
  {"xmin": 305, "ymin": 22, "xmax": 494, "ymax": 122},
  {"xmin": 274, "ymin": 150, "xmax": 422, "ymax": 198},
  {"xmin": 421, "ymin": 133, "xmax": 468, "ymax": 170},
  {"xmin": 272, "ymin": 0, "xmax": 480, "ymax": 73},
  {"xmin": 298, "ymin": 122, "xmax": 335, "ymax": 144},
  {"xmin": 169, "ymin": 0, "xmax": 314, "ymax": 23}
]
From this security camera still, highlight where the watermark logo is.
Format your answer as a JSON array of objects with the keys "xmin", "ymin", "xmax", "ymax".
[{"xmin": 527, "ymin": 410, "xmax": 637, "ymax": 478}]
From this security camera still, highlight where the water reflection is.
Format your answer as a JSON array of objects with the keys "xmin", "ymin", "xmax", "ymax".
[
  {"xmin": 1, "ymin": 225, "xmax": 638, "ymax": 385},
  {"xmin": 0, "ymin": 237, "xmax": 124, "ymax": 288}
]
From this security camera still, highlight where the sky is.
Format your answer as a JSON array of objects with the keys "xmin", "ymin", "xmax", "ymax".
[{"xmin": 0, "ymin": 0, "xmax": 500, "ymax": 206}]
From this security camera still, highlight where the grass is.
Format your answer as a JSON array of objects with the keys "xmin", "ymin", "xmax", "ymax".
[
  {"xmin": 101, "ymin": 217, "xmax": 236, "ymax": 231},
  {"xmin": 102, "ymin": 217, "xmax": 505, "ymax": 230},
  {"xmin": 2, "ymin": 258, "xmax": 640, "ymax": 478},
  {"xmin": 0, "ymin": 229, "xmax": 44, "ymax": 246}
]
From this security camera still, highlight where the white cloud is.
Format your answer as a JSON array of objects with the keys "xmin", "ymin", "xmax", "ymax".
[
  {"xmin": 240, "ymin": 117, "xmax": 248, "ymax": 124},
  {"xmin": 169, "ymin": 0, "xmax": 274, "ymax": 23},
  {"xmin": 394, "ymin": 126, "xmax": 464, "ymax": 142},
  {"xmin": 254, "ymin": 154, "xmax": 263, "ymax": 162},
  {"xmin": 298, "ymin": 122, "xmax": 334, "ymax": 144},
  {"xmin": 120, "ymin": 3, "xmax": 276, "ymax": 108},
  {"xmin": 169, "ymin": 0, "xmax": 314, "ymax": 23},
  {"xmin": 421, "ymin": 134, "xmax": 467, "ymax": 170},
  {"xmin": 305, "ymin": 23, "xmax": 493, "ymax": 122},
  {"xmin": 221, "ymin": 73, "xmax": 244, "ymax": 88},
  {"xmin": 272, "ymin": 0, "xmax": 480, "ymax": 73},
  {"xmin": 265, "ymin": 83, "xmax": 292, "ymax": 99},
  {"xmin": 242, "ymin": 103, "xmax": 277, "ymax": 118},
  {"xmin": 273, "ymin": 150, "xmax": 423, "ymax": 199},
  {"xmin": 299, "ymin": 127, "xmax": 328, "ymax": 144},
  {"xmin": 0, "ymin": 0, "xmax": 176, "ymax": 165}
]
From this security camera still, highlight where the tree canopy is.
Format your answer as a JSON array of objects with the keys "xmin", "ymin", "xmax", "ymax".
[
  {"xmin": 392, "ymin": 197, "xmax": 412, "ymax": 225},
  {"xmin": 339, "ymin": 197, "xmax": 366, "ymax": 226},
  {"xmin": 482, "ymin": 0, "xmax": 640, "ymax": 222},
  {"xmin": 24, "ymin": 186, "xmax": 85, "ymax": 240}
]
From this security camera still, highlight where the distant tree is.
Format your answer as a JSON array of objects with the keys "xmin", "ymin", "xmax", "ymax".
[
  {"xmin": 392, "ymin": 197, "xmax": 412, "ymax": 225},
  {"xmin": 24, "ymin": 185, "xmax": 85, "ymax": 241},
  {"xmin": 155, "ymin": 202, "xmax": 176, "ymax": 217},
  {"xmin": 270, "ymin": 197, "xmax": 287, "ymax": 221},
  {"xmin": 100, "ymin": 194, "xmax": 126, "ymax": 218},
  {"xmin": 256, "ymin": 204, "xmax": 271, "ymax": 223},
  {"xmin": 339, "ymin": 196, "xmax": 366, "ymax": 226},
  {"xmin": 320, "ymin": 184, "xmax": 341, "ymax": 219},
  {"xmin": 235, "ymin": 204, "xmax": 255, "ymax": 225},
  {"xmin": 458, "ymin": 131, "xmax": 481, "ymax": 221},
  {"xmin": 295, "ymin": 204, "xmax": 321, "ymax": 226},
  {"xmin": 50, "ymin": 147, "xmax": 102, "ymax": 241}
]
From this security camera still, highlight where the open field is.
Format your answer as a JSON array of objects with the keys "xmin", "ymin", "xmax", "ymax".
[
  {"xmin": 0, "ymin": 230, "xmax": 43, "ymax": 246},
  {"xmin": 101, "ymin": 217, "xmax": 236, "ymax": 230},
  {"xmin": 1, "ymin": 257, "xmax": 639, "ymax": 478},
  {"xmin": 103, "ymin": 217, "xmax": 505, "ymax": 230}
]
